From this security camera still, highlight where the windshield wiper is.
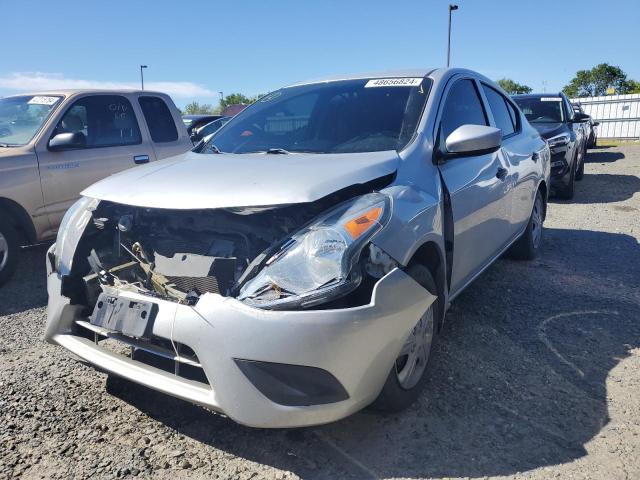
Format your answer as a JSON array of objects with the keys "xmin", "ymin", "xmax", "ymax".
[
  {"xmin": 265, "ymin": 148, "xmax": 290, "ymax": 154},
  {"xmin": 0, "ymin": 143, "xmax": 17, "ymax": 147}
]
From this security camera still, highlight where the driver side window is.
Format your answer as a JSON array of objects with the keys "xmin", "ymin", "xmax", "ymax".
[
  {"xmin": 440, "ymin": 79, "xmax": 488, "ymax": 141},
  {"xmin": 54, "ymin": 95, "xmax": 142, "ymax": 148}
]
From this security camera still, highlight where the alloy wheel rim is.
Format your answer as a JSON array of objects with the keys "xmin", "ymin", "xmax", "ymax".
[
  {"xmin": 0, "ymin": 232, "xmax": 8, "ymax": 270},
  {"xmin": 395, "ymin": 306, "xmax": 435, "ymax": 389},
  {"xmin": 531, "ymin": 196, "xmax": 543, "ymax": 248}
]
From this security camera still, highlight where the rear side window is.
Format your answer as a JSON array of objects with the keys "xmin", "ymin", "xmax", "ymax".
[
  {"xmin": 440, "ymin": 79, "xmax": 488, "ymax": 140},
  {"xmin": 54, "ymin": 95, "xmax": 141, "ymax": 148},
  {"xmin": 138, "ymin": 96, "xmax": 178, "ymax": 142},
  {"xmin": 482, "ymin": 85, "xmax": 516, "ymax": 137}
]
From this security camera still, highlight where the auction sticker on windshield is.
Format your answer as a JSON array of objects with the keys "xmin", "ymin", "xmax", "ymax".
[
  {"xmin": 28, "ymin": 96, "xmax": 59, "ymax": 106},
  {"xmin": 365, "ymin": 78, "xmax": 423, "ymax": 88},
  {"xmin": 541, "ymin": 97, "xmax": 562, "ymax": 102}
]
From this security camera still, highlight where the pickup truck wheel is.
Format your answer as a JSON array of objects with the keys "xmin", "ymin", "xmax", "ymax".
[
  {"xmin": 370, "ymin": 264, "xmax": 439, "ymax": 413},
  {"xmin": 0, "ymin": 219, "xmax": 20, "ymax": 285},
  {"xmin": 509, "ymin": 190, "xmax": 544, "ymax": 260}
]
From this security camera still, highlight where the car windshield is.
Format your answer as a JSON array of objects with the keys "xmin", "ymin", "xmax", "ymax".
[
  {"xmin": 0, "ymin": 95, "xmax": 63, "ymax": 146},
  {"xmin": 513, "ymin": 96, "xmax": 564, "ymax": 123},
  {"xmin": 201, "ymin": 77, "xmax": 431, "ymax": 154}
]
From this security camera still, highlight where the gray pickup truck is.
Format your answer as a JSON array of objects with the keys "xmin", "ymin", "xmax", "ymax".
[{"xmin": 0, "ymin": 90, "xmax": 192, "ymax": 283}]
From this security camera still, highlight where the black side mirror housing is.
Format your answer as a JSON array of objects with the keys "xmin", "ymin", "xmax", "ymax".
[
  {"xmin": 571, "ymin": 112, "xmax": 590, "ymax": 123},
  {"xmin": 48, "ymin": 132, "xmax": 86, "ymax": 151}
]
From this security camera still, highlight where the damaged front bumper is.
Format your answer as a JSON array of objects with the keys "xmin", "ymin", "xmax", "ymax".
[{"xmin": 44, "ymin": 245, "xmax": 435, "ymax": 428}]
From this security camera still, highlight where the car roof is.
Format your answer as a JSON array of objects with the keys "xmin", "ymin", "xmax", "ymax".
[
  {"xmin": 182, "ymin": 114, "xmax": 221, "ymax": 120},
  {"xmin": 286, "ymin": 68, "xmax": 438, "ymax": 87},
  {"xmin": 512, "ymin": 93, "xmax": 564, "ymax": 99},
  {"xmin": 2, "ymin": 89, "xmax": 167, "ymax": 97}
]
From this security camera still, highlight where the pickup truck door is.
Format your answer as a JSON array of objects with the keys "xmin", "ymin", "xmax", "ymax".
[
  {"xmin": 435, "ymin": 78, "xmax": 513, "ymax": 296},
  {"xmin": 35, "ymin": 94, "xmax": 156, "ymax": 230},
  {"xmin": 135, "ymin": 94, "xmax": 192, "ymax": 160}
]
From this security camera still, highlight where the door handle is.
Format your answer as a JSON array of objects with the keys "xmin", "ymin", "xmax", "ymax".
[
  {"xmin": 134, "ymin": 155, "xmax": 150, "ymax": 164},
  {"xmin": 531, "ymin": 152, "xmax": 539, "ymax": 162},
  {"xmin": 496, "ymin": 167, "xmax": 508, "ymax": 180}
]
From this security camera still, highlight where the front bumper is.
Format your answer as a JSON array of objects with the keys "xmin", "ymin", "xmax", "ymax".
[{"xmin": 44, "ymin": 255, "xmax": 435, "ymax": 428}]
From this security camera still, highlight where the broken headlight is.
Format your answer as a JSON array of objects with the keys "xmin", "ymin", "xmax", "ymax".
[
  {"xmin": 53, "ymin": 196, "xmax": 98, "ymax": 275},
  {"xmin": 238, "ymin": 193, "xmax": 391, "ymax": 309}
]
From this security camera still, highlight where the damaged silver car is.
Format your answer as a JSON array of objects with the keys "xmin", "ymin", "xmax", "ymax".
[{"xmin": 45, "ymin": 68, "xmax": 550, "ymax": 428}]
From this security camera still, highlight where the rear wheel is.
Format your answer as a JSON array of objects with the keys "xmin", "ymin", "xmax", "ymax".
[
  {"xmin": 509, "ymin": 189, "xmax": 544, "ymax": 260},
  {"xmin": 0, "ymin": 219, "xmax": 20, "ymax": 285},
  {"xmin": 370, "ymin": 264, "xmax": 439, "ymax": 412}
]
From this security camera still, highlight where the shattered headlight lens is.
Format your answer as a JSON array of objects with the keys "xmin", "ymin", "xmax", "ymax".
[
  {"xmin": 238, "ymin": 193, "xmax": 391, "ymax": 309},
  {"xmin": 53, "ymin": 196, "xmax": 98, "ymax": 275}
]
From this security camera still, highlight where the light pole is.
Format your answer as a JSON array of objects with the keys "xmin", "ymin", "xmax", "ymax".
[
  {"xmin": 447, "ymin": 4, "xmax": 458, "ymax": 67},
  {"xmin": 140, "ymin": 65, "xmax": 148, "ymax": 90},
  {"xmin": 219, "ymin": 91, "xmax": 224, "ymax": 107}
]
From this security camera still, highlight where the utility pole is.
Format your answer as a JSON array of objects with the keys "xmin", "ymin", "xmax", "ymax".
[
  {"xmin": 140, "ymin": 65, "xmax": 148, "ymax": 90},
  {"xmin": 447, "ymin": 4, "xmax": 458, "ymax": 67}
]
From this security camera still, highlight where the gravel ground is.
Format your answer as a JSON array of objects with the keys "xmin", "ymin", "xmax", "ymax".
[{"xmin": 1, "ymin": 145, "xmax": 639, "ymax": 480}]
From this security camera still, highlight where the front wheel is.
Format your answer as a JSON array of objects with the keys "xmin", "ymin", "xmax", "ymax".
[
  {"xmin": 509, "ymin": 190, "xmax": 544, "ymax": 260},
  {"xmin": 557, "ymin": 156, "xmax": 576, "ymax": 199},
  {"xmin": 575, "ymin": 145, "xmax": 586, "ymax": 181},
  {"xmin": 0, "ymin": 219, "xmax": 20, "ymax": 285},
  {"xmin": 370, "ymin": 264, "xmax": 439, "ymax": 413}
]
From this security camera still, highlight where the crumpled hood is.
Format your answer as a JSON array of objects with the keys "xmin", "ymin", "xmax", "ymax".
[
  {"xmin": 82, "ymin": 150, "xmax": 399, "ymax": 209},
  {"xmin": 530, "ymin": 122, "xmax": 567, "ymax": 139}
]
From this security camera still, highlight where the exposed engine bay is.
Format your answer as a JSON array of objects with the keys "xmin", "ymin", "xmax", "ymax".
[{"xmin": 63, "ymin": 178, "xmax": 397, "ymax": 311}]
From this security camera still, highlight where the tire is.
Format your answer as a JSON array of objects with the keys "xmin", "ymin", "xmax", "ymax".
[
  {"xmin": 370, "ymin": 264, "xmax": 439, "ymax": 413},
  {"xmin": 509, "ymin": 190, "xmax": 544, "ymax": 260},
  {"xmin": 557, "ymin": 154, "xmax": 576, "ymax": 199},
  {"xmin": 0, "ymin": 219, "xmax": 20, "ymax": 286},
  {"xmin": 575, "ymin": 145, "xmax": 585, "ymax": 181}
]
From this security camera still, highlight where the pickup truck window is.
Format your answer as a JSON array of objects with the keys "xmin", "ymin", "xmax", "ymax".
[
  {"xmin": 0, "ymin": 95, "xmax": 62, "ymax": 146},
  {"xmin": 54, "ymin": 95, "xmax": 141, "ymax": 148},
  {"xmin": 139, "ymin": 96, "xmax": 179, "ymax": 143}
]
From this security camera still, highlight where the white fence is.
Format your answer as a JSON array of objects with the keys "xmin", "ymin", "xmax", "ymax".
[{"xmin": 571, "ymin": 93, "xmax": 640, "ymax": 139}]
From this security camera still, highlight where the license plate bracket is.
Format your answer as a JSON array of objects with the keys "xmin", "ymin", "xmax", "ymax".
[{"xmin": 89, "ymin": 293, "xmax": 157, "ymax": 338}]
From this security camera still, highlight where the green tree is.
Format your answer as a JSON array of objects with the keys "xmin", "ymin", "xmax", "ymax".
[
  {"xmin": 496, "ymin": 78, "xmax": 532, "ymax": 95},
  {"xmin": 183, "ymin": 101, "xmax": 215, "ymax": 115},
  {"xmin": 628, "ymin": 79, "xmax": 640, "ymax": 94},
  {"xmin": 563, "ymin": 63, "xmax": 634, "ymax": 97},
  {"xmin": 219, "ymin": 93, "xmax": 261, "ymax": 111}
]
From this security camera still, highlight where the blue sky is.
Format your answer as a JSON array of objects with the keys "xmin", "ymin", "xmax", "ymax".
[{"xmin": 1, "ymin": 0, "xmax": 638, "ymax": 108}]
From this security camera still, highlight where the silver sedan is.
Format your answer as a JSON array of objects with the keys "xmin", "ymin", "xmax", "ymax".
[{"xmin": 45, "ymin": 68, "xmax": 549, "ymax": 428}]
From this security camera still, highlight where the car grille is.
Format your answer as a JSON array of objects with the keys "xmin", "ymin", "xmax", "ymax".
[{"xmin": 74, "ymin": 320, "xmax": 210, "ymax": 386}]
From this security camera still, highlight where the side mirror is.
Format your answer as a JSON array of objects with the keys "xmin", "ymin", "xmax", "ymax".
[
  {"xmin": 593, "ymin": 121, "xmax": 600, "ymax": 126},
  {"xmin": 444, "ymin": 124, "xmax": 502, "ymax": 157},
  {"xmin": 571, "ymin": 112, "xmax": 590, "ymax": 123},
  {"xmin": 48, "ymin": 132, "xmax": 86, "ymax": 151}
]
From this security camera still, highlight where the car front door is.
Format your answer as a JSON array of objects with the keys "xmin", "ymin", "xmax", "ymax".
[
  {"xmin": 435, "ymin": 78, "xmax": 513, "ymax": 296},
  {"xmin": 35, "ymin": 94, "xmax": 156, "ymax": 230}
]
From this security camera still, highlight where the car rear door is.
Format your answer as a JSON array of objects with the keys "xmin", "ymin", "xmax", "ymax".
[
  {"xmin": 480, "ymin": 83, "xmax": 539, "ymax": 235},
  {"xmin": 35, "ymin": 93, "xmax": 156, "ymax": 230},
  {"xmin": 435, "ymin": 77, "xmax": 513, "ymax": 295},
  {"xmin": 136, "ymin": 94, "xmax": 192, "ymax": 160}
]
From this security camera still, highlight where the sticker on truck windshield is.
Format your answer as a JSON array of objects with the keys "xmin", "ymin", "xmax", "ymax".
[
  {"xmin": 541, "ymin": 97, "xmax": 562, "ymax": 102},
  {"xmin": 28, "ymin": 96, "xmax": 59, "ymax": 106},
  {"xmin": 365, "ymin": 78, "xmax": 423, "ymax": 88}
]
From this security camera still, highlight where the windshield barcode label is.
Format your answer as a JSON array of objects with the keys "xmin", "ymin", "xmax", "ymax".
[
  {"xmin": 365, "ymin": 78, "xmax": 423, "ymax": 88},
  {"xmin": 541, "ymin": 97, "xmax": 562, "ymax": 102}
]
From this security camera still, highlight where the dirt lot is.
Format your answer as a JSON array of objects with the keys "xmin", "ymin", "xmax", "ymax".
[{"xmin": 1, "ymin": 145, "xmax": 639, "ymax": 480}]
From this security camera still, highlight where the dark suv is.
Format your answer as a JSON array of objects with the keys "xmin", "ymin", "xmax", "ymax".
[{"xmin": 513, "ymin": 92, "xmax": 589, "ymax": 199}]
